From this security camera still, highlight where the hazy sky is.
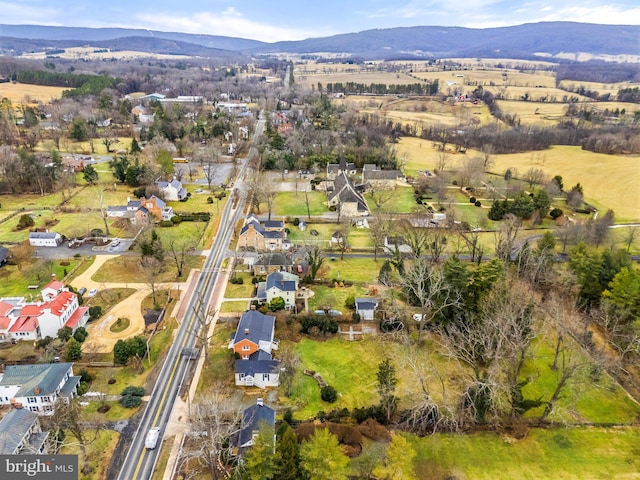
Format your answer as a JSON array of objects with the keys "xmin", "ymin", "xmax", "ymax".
[{"xmin": 2, "ymin": 0, "xmax": 639, "ymax": 42}]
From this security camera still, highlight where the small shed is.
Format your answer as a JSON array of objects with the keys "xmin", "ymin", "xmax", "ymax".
[{"xmin": 355, "ymin": 297, "xmax": 378, "ymax": 321}]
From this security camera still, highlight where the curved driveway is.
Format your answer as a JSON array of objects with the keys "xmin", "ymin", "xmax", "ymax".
[{"xmin": 70, "ymin": 254, "xmax": 192, "ymax": 353}]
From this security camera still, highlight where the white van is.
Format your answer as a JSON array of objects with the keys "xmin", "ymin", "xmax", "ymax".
[{"xmin": 145, "ymin": 427, "xmax": 160, "ymax": 449}]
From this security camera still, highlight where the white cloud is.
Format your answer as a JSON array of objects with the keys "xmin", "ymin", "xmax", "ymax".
[
  {"xmin": 0, "ymin": 2, "xmax": 62, "ymax": 25},
  {"xmin": 133, "ymin": 9, "xmax": 320, "ymax": 42}
]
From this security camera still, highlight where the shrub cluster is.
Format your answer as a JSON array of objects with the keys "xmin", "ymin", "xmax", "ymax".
[
  {"xmin": 119, "ymin": 386, "xmax": 145, "ymax": 408},
  {"xmin": 299, "ymin": 315, "xmax": 339, "ymax": 335}
]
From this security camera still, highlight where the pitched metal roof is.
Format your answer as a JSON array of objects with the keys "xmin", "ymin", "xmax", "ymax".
[
  {"xmin": 232, "ymin": 310, "xmax": 275, "ymax": 347},
  {"xmin": 0, "ymin": 363, "xmax": 73, "ymax": 397},
  {"xmin": 239, "ymin": 402, "xmax": 275, "ymax": 447},
  {"xmin": 266, "ymin": 271, "xmax": 298, "ymax": 292},
  {"xmin": 0, "ymin": 408, "xmax": 39, "ymax": 454},
  {"xmin": 234, "ymin": 358, "xmax": 279, "ymax": 375}
]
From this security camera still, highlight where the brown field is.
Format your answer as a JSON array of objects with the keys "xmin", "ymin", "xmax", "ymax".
[
  {"xmin": 296, "ymin": 70, "xmax": 420, "ymax": 88},
  {"xmin": 558, "ymin": 79, "xmax": 640, "ymax": 94},
  {"xmin": 395, "ymin": 138, "xmax": 640, "ymax": 222},
  {"xmin": 0, "ymin": 82, "xmax": 67, "ymax": 103},
  {"xmin": 492, "ymin": 146, "xmax": 640, "ymax": 222},
  {"xmin": 496, "ymin": 100, "xmax": 569, "ymax": 125},
  {"xmin": 442, "ymin": 58, "xmax": 559, "ymax": 69},
  {"xmin": 21, "ymin": 46, "xmax": 190, "ymax": 60}
]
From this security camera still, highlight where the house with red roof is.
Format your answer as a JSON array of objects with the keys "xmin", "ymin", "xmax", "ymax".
[{"xmin": 0, "ymin": 280, "xmax": 89, "ymax": 342}]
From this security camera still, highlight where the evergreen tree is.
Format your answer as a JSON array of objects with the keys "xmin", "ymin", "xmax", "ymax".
[
  {"xmin": 65, "ymin": 338, "xmax": 82, "ymax": 361},
  {"xmin": 274, "ymin": 424, "xmax": 302, "ymax": 480},
  {"xmin": 377, "ymin": 358, "xmax": 399, "ymax": 423}
]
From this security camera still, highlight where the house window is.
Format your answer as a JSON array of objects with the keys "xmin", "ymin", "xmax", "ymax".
[
  {"xmin": 242, "ymin": 355, "xmax": 249, "ymax": 360},
  {"xmin": 27, "ymin": 397, "xmax": 37, "ymax": 404},
  {"xmin": 29, "ymin": 406, "xmax": 39, "ymax": 412},
  {"xmin": 42, "ymin": 405, "xmax": 53, "ymax": 413},
  {"xmin": 241, "ymin": 345, "xmax": 250, "ymax": 351},
  {"xmin": 263, "ymin": 374, "xmax": 270, "ymax": 381}
]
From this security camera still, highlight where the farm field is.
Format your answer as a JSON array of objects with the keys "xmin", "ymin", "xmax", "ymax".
[
  {"xmin": 405, "ymin": 427, "xmax": 640, "ymax": 480},
  {"xmin": 0, "ymin": 82, "xmax": 67, "ymax": 103},
  {"xmin": 492, "ymin": 145, "xmax": 640, "ymax": 222},
  {"xmin": 296, "ymin": 70, "xmax": 421, "ymax": 89},
  {"xmin": 21, "ymin": 46, "xmax": 191, "ymax": 61}
]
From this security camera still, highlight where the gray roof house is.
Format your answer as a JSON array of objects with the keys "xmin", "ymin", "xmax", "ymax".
[
  {"xmin": 0, "ymin": 363, "xmax": 80, "ymax": 415},
  {"xmin": 237, "ymin": 399, "xmax": 275, "ymax": 451},
  {"xmin": 0, "ymin": 408, "xmax": 49, "ymax": 454},
  {"xmin": 251, "ymin": 252, "xmax": 294, "ymax": 275},
  {"xmin": 259, "ymin": 271, "xmax": 298, "ymax": 308},
  {"xmin": 156, "ymin": 178, "xmax": 187, "ymax": 202},
  {"xmin": 355, "ymin": 298, "xmax": 379, "ymax": 321},
  {"xmin": 327, "ymin": 171, "xmax": 369, "ymax": 217},
  {"xmin": 362, "ymin": 164, "xmax": 405, "ymax": 190},
  {"xmin": 326, "ymin": 157, "xmax": 356, "ymax": 180},
  {"xmin": 28, "ymin": 232, "xmax": 62, "ymax": 247},
  {"xmin": 229, "ymin": 309, "xmax": 277, "ymax": 358}
]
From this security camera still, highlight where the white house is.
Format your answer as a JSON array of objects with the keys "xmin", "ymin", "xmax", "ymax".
[
  {"xmin": 234, "ymin": 350, "xmax": 280, "ymax": 389},
  {"xmin": 0, "ymin": 363, "xmax": 81, "ymax": 415},
  {"xmin": 156, "ymin": 178, "xmax": 187, "ymax": 202},
  {"xmin": 28, "ymin": 232, "xmax": 62, "ymax": 247},
  {"xmin": 0, "ymin": 281, "xmax": 89, "ymax": 343},
  {"xmin": 259, "ymin": 271, "xmax": 298, "ymax": 308},
  {"xmin": 384, "ymin": 236, "xmax": 412, "ymax": 254}
]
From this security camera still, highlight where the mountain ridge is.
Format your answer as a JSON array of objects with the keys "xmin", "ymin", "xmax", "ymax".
[{"xmin": 1, "ymin": 22, "xmax": 638, "ymax": 61}]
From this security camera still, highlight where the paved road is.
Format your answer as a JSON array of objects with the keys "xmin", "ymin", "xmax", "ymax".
[{"xmin": 115, "ymin": 117, "xmax": 263, "ymax": 480}]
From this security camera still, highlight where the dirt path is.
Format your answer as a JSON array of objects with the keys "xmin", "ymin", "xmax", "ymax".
[{"xmin": 71, "ymin": 255, "xmax": 197, "ymax": 354}]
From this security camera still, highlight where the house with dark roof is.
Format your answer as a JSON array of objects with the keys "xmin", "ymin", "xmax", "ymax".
[
  {"xmin": 156, "ymin": 178, "xmax": 187, "ymax": 202},
  {"xmin": 251, "ymin": 252, "xmax": 294, "ymax": 275},
  {"xmin": 107, "ymin": 196, "xmax": 173, "ymax": 224},
  {"xmin": 384, "ymin": 236, "xmax": 413, "ymax": 254},
  {"xmin": 355, "ymin": 297, "xmax": 379, "ymax": 321},
  {"xmin": 362, "ymin": 164, "xmax": 405, "ymax": 190},
  {"xmin": 0, "ymin": 246, "xmax": 10, "ymax": 267},
  {"xmin": 0, "ymin": 363, "xmax": 80, "ymax": 415},
  {"xmin": 229, "ymin": 309, "xmax": 279, "ymax": 389},
  {"xmin": 236, "ymin": 399, "xmax": 275, "ymax": 452},
  {"xmin": 234, "ymin": 350, "xmax": 280, "ymax": 388},
  {"xmin": 0, "ymin": 409, "xmax": 49, "ymax": 454},
  {"xmin": 257, "ymin": 271, "xmax": 298, "ymax": 308},
  {"xmin": 327, "ymin": 171, "xmax": 369, "ymax": 217},
  {"xmin": 238, "ymin": 217, "xmax": 289, "ymax": 251},
  {"xmin": 326, "ymin": 157, "xmax": 356, "ymax": 180},
  {"xmin": 228, "ymin": 309, "xmax": 277, "ymax": 359}
]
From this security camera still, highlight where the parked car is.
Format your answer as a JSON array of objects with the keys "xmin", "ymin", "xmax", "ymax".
[
  {"xmin": 78, "ymin": 287, "xmax": 87, "ymax": 296},
  {"xmin": 88, "ymin": 288, "xmax": 98, "ymax": 297},
  {"xmin": 110, "ymin": 239, "xmax": 120, "ymax": 247}
]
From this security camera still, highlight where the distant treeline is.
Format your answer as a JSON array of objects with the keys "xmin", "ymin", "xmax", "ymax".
[
  {"xmin": 556, "ymin": 62, "xmax": 640, "ymax": 84},
  {"xmin": 324, "ymin": 81, "xmax": 438, "ymax": 96},
  {"xmin": 15, "ymin": 70, "xmax": 120, "ymax": 97}
]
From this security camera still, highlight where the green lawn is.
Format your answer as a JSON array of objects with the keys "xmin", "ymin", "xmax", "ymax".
[
  {"xmin": 224, "ymin": 272, "xmax": 255, "ymax": 298},
  {"xmin": 307, "ymin": 284, "xmax": 369, "ymax": 311},
  {"xmin": 287, "ymin": 222, "xmax": 337, "ymax": 245},
  {"xmin": 287, "ymin": 337, "xmax": 387, "ymax": 419},
  {"xmin": 271, "ymin": 191, "xmax": 328, "ymax": 217},
  {"xmin": 317, "ymin": 257, "xmax": 383, "ymax": 284},
  {"xmin": 365, "ymin": 185, "xmax": 420, "ymax": 214},
  {"xmin": 521, "ymin": 336, "xmax": 640, "ymax": 424},
  {"xmin": 220, "ymin": 300, "xmax": 250, "ymax": 314},
  {"xmin": 196, "ymin": 324, "xmax": 236, "ymax": 395},
  {"xmin": 62, "ymin": 429, "xmax": 119, "ymax": 480},
  {"xmin": 0, "ymin": 258, "xmax": 84, "ymax": 297},
  {"xmin": 91, "ymin": 255, "xmax": 204, "ymax": 283},
  {"xmin": 406, "ymin": 427, "xmax": 640, "ymax": 480}
]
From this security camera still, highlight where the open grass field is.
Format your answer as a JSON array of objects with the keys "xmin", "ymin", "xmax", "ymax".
[
  {"xmin": 492, "ymin": 145, "xmax": 640, "ymax": 222},
  {"xmin": 0, "ymin": 82, "xmax": 67, "ymax": 103},
  {"xmin": 406, "ymin": 427, "xmax": 640, "ymax": 480},
  {"xmin": 224, "ymin": 272, "xmax": 255, "ymax": 299},
  {"xmin": 271, "ymin": 191, "xmax": 328, "ymax": 217},
  {"xmin": 365, "ymin": 185, "xmax": 419, "ymax": 214},
  {"xmin": 307, "ymin": 284, "xmax": 369, "ymax": 312},
  {"xmin": 0, "ymin": 257, "xmax": 84, "ymax": 297},
  {"xmin": 91, "ymin": 254, "xmax": 204, "ymax": 283},
  {"xmin": 317, "ymin": 257, "xmax": 383, "ymax": 284},
  {"xmin": 495, "ymin": 100, "xmax": 568, "ymax": 125},
  {"xmin": 559, "ymin": 79, "xmax": 640, "ymax": 94}
]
